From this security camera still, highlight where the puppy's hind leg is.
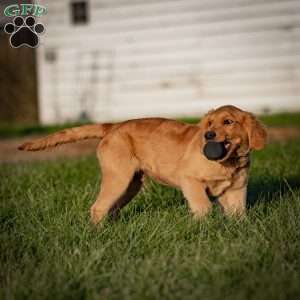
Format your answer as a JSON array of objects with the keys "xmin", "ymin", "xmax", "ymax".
[
  {"xmin": 108, "ymin": 170, "xmax": 144, "ymax": 219},
  {"xmin": 90, "ymin": 135, "xmax": 142, "ymax": 225},
  {"xmin": 91, "ymin": 162, "xmax": 144, "ymax": 224}
]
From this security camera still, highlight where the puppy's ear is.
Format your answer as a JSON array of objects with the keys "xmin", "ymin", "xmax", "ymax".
[
  {"xmin": 206, "ymin": 109, "xmax": 215, "ymax": 115},
  {"xmin": 199, "ymin": 109, "xmax": 214, "ymax": 125},
  {"xmin": 243, "ymin": 112, "xmax": 267, "ymax": 150}
]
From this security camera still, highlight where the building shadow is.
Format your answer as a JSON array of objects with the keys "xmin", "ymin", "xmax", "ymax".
[
  {"xmin": 106, "ymin": 175, "xmax": 300, "ymax": 222},
  {"xmin": 247, "ymin": 176, "xmax": 300, "ymax": 207}
]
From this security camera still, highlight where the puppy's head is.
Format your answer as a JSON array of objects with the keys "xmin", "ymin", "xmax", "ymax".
[{"xmin": 200, "ymin": 105, "xmax": 267, "ymax": 162}]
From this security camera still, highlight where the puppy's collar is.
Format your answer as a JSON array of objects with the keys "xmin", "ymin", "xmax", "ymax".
[{"xmin": 225, "ymin": 153, "xmax": 250, "ymax": 169}]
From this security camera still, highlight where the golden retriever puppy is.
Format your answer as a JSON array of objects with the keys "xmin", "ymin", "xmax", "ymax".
[{"xmin": 19, "ymin": 105, "xmax": 267, "ymax": 224}]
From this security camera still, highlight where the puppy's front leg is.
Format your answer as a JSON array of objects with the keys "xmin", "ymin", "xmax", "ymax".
[
  {"xmin": 217, "ymin": 186, "xmax": 247, "ymax": 217},
  {"xmin": 181, "ymin": 177, "xmax": 212, "ymax": 218}
]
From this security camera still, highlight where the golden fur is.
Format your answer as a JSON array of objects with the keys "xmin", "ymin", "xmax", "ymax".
[{"xmin": 19, "ymin": 105, "xmax": 267, "ymax": 224}]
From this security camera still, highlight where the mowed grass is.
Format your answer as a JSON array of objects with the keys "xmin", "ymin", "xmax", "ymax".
[
  {"xmin": 1, "ymin": 140, "xmax": 300, "ymax": 300},
  {"xmin": 1, "ymin": 111, "xmax": 300, "ymax": 138}
]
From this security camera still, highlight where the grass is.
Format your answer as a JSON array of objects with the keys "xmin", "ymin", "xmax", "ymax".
[
  {"xmin": 0, "ymin": 122, "xmax": 83, "ymax": 139},
  {"xmin": 1, "ymin": 139, "xmax": 300, "ymax": 300},
  {"xmin": 1, "ymin": 111, "xmax": 300, "ymax": 138},
  {"xmin": 182, "ymin": 111, "xmax": 300, "ymax": 127}
]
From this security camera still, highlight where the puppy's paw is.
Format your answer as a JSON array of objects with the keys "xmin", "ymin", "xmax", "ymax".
[
  {"xmin": 90, "ymin": 205, "xmax": 106, "ymax": 225},
  {"xmin": 191, "ymin": 205, "xmax": 212, "ymax": 220},
  {"xmin": 223, "ymin": 209, "xmax": 246, "ymax": 219}
]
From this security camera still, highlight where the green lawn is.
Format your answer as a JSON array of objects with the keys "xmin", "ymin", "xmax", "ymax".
[
  {"xmin": 183, "ymin": 111, "xmax": 300, "ymax": 127},
  {"xmin": 1, "ymin": 111, "xmax": 300, "ymax": 138},
  {"xmin": 1, "ymin": 140, "xmax": 300, "ymax": 300}
]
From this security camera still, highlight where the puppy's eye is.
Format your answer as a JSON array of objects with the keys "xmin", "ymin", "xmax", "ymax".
[
  {"xmin": 208, "ymin": 121, "xmax": 212, "ymax": 126},
  {"xmin": 224, "ymin": 119, "xmax": 234, "ymax": 125}
]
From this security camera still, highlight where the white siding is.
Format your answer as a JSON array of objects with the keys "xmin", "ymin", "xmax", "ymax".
[{"xmin": 38, "ymin": 0, "xmax": 300, "ymax": 123}]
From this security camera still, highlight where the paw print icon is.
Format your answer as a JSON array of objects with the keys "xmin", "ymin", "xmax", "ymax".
[{"xmin": 4, "ymin": 16, "xmax": 45, "ymax": 48}]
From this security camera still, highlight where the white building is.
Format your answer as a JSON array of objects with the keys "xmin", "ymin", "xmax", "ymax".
[{"xmin": 37, "ymin": 0, "xmax": 300, "ymax": 124}]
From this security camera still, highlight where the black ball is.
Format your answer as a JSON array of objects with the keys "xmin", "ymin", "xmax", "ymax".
[{"xmin": 203, "ymin": 141, "xmax": 227, "ymax": 160}]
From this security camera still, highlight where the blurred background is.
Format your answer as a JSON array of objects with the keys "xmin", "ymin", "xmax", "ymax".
[
  {"xmin": 0, "ymin": 0, "xmax": 300, "ymax": 161},
  {"xmin": 1, "ymin": 0, "xmax": 300, "ymax": 125},
  {"xmin": 2, "ymin": 3, "xmax": 300, "ymax": 298}
]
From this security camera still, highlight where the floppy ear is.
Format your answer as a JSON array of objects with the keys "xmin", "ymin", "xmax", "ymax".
[{"xmin": 243, "ymin": 112, "xmax": 268, "ymax": 150}]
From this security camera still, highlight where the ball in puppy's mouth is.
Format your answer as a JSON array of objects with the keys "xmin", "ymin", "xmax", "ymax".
[{"xmin": 203, "ymin": 141, "xmax": 230, "ymax": 160}]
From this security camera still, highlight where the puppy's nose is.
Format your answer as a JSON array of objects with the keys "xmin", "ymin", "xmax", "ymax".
[{"xmin": 205, "ymin": 131, "xmax": 216, "ymax": 140}]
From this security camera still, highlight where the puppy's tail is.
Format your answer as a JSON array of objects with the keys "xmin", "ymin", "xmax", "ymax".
[{"xmin": 18, "ymin": 123, "xmax": 113, "ymax": 151}]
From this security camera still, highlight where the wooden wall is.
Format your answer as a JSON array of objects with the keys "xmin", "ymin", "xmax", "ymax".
[{"xmin": 37, "ymin": 0, "xmax": 300, "ymax": 123}]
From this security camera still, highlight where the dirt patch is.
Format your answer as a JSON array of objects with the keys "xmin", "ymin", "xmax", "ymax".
[
  {"xmin": 0, "ymin": 137, "xmax": 99, "ymax": 163},
  {"xmin": 0, "ymin": 127, "xmax": 299, "ymax": 163},
  {"xmin": 267, "ymin": 127, "xmax": 300, "ymax": 142}
]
